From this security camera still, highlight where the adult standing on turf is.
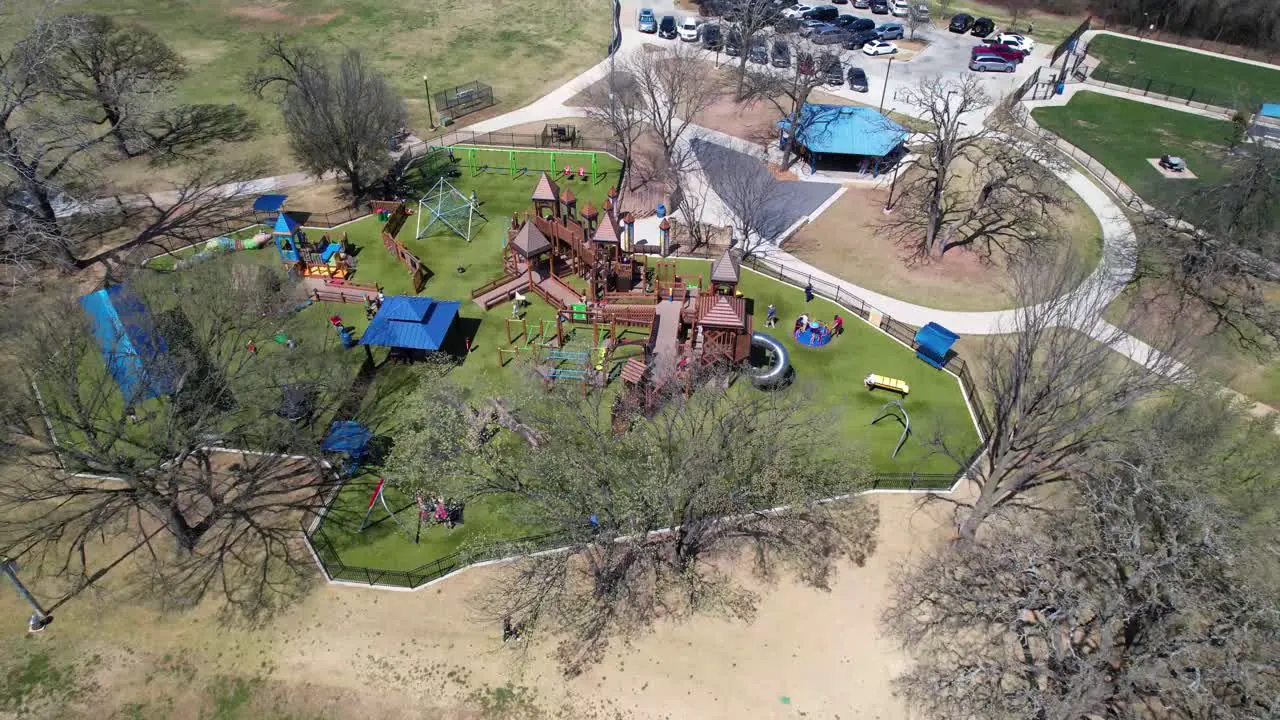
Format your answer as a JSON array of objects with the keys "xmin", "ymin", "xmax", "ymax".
[
  {"xmin": 804, "ymin": 283, "xmax": 814, "ymax": 303},
  {"xmin": 766, "ymin": 304, "xmax": 777, "ymax": 327}
]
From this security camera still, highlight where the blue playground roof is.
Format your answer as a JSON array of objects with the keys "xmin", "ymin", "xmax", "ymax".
[
  {"xmin": 273, "ymin": 212, "xmax": 299, "ymax": 235},
  {"xmin": 79, "ymin": 285, "xmax": 176, "ymax": 402},
  {"xmin": 253, "ymin": 194, "xmax": 288, "ymax": 212},
  {"xmin": 360, "ymin": 296, "xmax": 461, "ymax": 351},
  {"xmin": 1261, "ymin": 103, "xmax": 1280, "ymax": 119},
  {"xmin": 778, "ymin": 104, "xmax": 908, "ymax": 157},
  {"xmin": 914, "ymin": 322, "xmax": 959, "ymax": 370},
  {"xmin": 322, "ymin": 421, "xmax": 372, "ymax": 454}
]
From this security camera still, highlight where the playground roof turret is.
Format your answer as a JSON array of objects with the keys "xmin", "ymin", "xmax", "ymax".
[
  {"xmin": 696, "ymin": 295, "xmax": 747, "ymax": 329},
  {"xmin": 532, "ymin": 172, "xmax": 560, "ymax": 202},
  {"xmin": 659, "ymin": 217, "xmax": 670, "ymax": 230},
  {"xmin": 581, "ymin": 201, "xmax": 598, "ymax": 218},
  {"xmin": 710, "ymin": 249, "xmax": 742, "ymax": 285},
  {"xmin": 561, "ymin": 188, "xmax": 576, "ymax": 205},
  {"xmin": 273, "ymin": 212, "xmax": 300, "ymax": 235},
  {"xmin": 511, "ymin": 220, "xmax": 552, "ymax": 257},
  {"xmin": 592, "ymin": 213, "xmax": 622, "ymax": 244}
]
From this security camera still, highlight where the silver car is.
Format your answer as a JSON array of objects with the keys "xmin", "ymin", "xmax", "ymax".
[{"xmin": 969, "ymin": 54, "xmax": 1015, "ymax": 72}]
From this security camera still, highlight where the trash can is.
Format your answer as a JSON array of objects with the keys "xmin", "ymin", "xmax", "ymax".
[
  {"xmin": 656, "ymin": 203, "xmax": 666, "ymax": 218},
  {"xmin": 1055, "ymin": 81, "xmax": 1065, "ymax": 96},
  {"xmin": 378, "ymin": 209, "xmax": 390, "ymax": 222}
]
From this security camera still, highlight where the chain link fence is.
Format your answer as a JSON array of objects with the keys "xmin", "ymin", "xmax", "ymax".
[
  {"xmin": 1078, "ymin": 61, "xmax": 1247, "ymax": 114},
  {"xmin": 1091, "ymin": 22, "xmax": 1280, "ymax": 67}
]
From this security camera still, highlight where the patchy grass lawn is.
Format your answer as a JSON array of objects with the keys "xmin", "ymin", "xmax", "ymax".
[
  {"xmin": 788, "ymin": 152, "xmax": 1104, "ymax": 312},
  {"xmin": 1086, "ymin": 33, "xmax": 1280, "ymax": 108},
  {"xmin": 926, "ymin": 0, "xmax": 1086, "ymax": 45},
  {"xmin": 67, "ymin": 0, "xmax": 613, "ymax": 188},
  {"xmin": 1031, "ymin": 90, "xmax": 1236, "ymax": 213}
]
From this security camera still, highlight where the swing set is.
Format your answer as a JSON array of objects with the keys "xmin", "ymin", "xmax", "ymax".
[{"xmin": 433, "ymin": 144, "xmax": 605, "ymax": 181}]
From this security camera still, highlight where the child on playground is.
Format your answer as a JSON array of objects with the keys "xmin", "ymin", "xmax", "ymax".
[
  {"xmin": 766, "ymin": 304, "xmax": 777, "ymax": 327},
  {"xmin": 833, "ymin": 314, "xmax": 844, "ymax": 336}
]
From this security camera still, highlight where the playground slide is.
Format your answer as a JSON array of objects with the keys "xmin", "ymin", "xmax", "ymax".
[
  {"xmin": 749, "ymin": 332, "xmax": 790, "ymax": 388},
  {"xmin": 473, "ymin": 274, "xmax": 530, "ymax": 310}
]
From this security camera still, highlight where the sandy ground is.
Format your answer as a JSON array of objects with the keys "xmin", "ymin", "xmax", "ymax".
[{"xmin": 1, "ymin": 491, "xmax": 963, "ymax": 718}]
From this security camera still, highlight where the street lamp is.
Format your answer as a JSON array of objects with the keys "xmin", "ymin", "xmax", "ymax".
[
  {"xmin": 423, "ymin": 75, "xmax": 436, "ymax": 130},
  {"xmin": 1, "ymin": 559, "xmax": 51, "ymax": 633},
  {"xmin": 877, "ymin": 56, "xmax": 895, "ymax": 114}
]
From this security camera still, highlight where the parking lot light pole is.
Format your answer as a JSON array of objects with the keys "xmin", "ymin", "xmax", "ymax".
[
  {"xmin": 878, "ymin": 56, "xmax": 894, "ymax": 114},
  {"xmin": 423, "ymin": 75, "xmax": 436, "ymax": 129}
]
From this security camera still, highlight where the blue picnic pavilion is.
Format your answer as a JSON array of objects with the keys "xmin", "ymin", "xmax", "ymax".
[
  {"xmin": 777, "ymin": 103, "xmax": 909, "ymax": 176},
  {"xmin": 360, "ymin": 296, "xmax": 462, "ymax": 360}
]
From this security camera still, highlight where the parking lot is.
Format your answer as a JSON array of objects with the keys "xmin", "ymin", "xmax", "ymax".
[{"xmin": 627, "ymin": 2, "xmax": 1050, "ymax": 122}]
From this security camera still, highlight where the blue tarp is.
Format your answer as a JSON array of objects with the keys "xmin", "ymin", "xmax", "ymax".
[
  {"xmin": 360, "ymin": 296, "xmax": 461, "ymax": 351},
  {"xmin": 914, "ymin": 322, "xmax": 959, "ymax": 370},
  {"xmin": 322, "ymin": 421, "xmax": 372, "ymax": 454},
  {"xmin": 777, "ymin": 104, "xmax": 908, "ymax": 157},
  {"xmin": 79, "ymin": 286, "xmax": 176, "ymax": 402},
  {"xmin": 273, "ymin": 212, "xmax": 299, "ymax": 235},
  {"xmin": 1260, "ymin": 103, "xmax": 1280, "ymax": 119},
  {"xmin": 253, "ymin": 194, "xmax": 289, "ymax": 212}
]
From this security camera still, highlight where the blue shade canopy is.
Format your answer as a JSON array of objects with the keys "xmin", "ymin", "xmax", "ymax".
[
  {"xmin": 914, "ymin": 322, "xmax": 959, "ymax": 369},
  {"xmin": 80, "ymin": 285, "xmax": 176, "ymax": 401},
  {"xmin": 777, "ymin": 104, "xmax": 909, "ymax": 157},
  {"xmin": 359, "ymin": 296, "xmax": 461, "ymax": 351},
  {"xmin": 322, "ymin": 421, "xmax": 372, "ymax": 453},
  {"xmin": 253, "ymin": 194, "xmax": 288, "ymax": 212},
  {"xmin": 1260, "ymin": 103, "xmax": 1280, "ymax": 119}
]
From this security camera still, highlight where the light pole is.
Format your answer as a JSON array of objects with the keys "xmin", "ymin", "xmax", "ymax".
[
  {"xmin": 877, "ymin": 56, "xmax": 894, "ymax": 114},
  {"xmin": 423, "ymin": 75, "xmax": 436, "ymax": 129},
  {"xmin": 1, "ymin": 559, "xmax": 51, "ymax": 632}
]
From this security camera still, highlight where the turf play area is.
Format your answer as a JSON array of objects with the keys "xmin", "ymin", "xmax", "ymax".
[{"xmin": 146, "ymin": 148, "xmax": 981, "ymax": 579}]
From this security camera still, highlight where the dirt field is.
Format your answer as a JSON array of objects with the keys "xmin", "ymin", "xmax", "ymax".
[{"xmin": 0, "ymin": 491, "xmax": 963, "ymax": 719}]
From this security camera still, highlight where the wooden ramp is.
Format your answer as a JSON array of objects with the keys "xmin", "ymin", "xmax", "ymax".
[
  {"xmin": 650, "ymin": 299, "xmax": 684, "ymax": 383},
  {"xmin": 473, "ymin": 274, "xmax": 530, "ymax": 310},
  {"xmin": 535, "ymin": 275, "xmax": 582, "ymax": 310}
]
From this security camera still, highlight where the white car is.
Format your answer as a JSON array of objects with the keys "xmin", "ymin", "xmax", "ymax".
[
  {"xmin": 995, "ymin": 33, "xmax": 1035, "ymax": 53},
  {"xmin": 781, "ymin": 3, "xmax": 814, "ymax": 18},
  {"xmin": 862, "ymin": 40, "xmax": 898, "ymax": 55},
  {"xmin": 678, "ymin": 17, "xmax": 702, "ymax": 41},
  {"xmin": 890, "ymin": 0, "xmax": 910, "ymax": 17}
]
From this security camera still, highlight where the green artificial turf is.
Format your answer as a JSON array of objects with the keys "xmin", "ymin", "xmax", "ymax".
[
  {"xmin": 1087, "ymin": 34, "xmax": 1280, "ymax": 108},
  {"xmin": 1031, "ymin": 91, "xmax": 1235, "ymax": 213}
]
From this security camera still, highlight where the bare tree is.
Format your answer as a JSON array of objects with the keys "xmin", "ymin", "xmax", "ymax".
[
  {"xmin": 0, "ymin": 8, "xmax": 253, "ymax": 274},
  {"xmin": 724, "ymin": 0, "xmax": 780, "ymax": 97},
  {"xmin": 625, "ymin": 41, "xmax": 723, "ymax": 164},
  {"xmin": 887, "ymin": 390, "xmax": 1280, "ymax": 719},
  {"xmin": 0, "ymin": 264, "xmax": 366, "ymax": 619},
  {"xmin": 385, "ymin": 371, "xmax": 878, "ymax": 674},
  {"xmin": 905, "ymin": 6, "xmax": 927, "ymax": 39},
  {"xmin": 248, "ymin": 38, "xmax": 408, "ymax": 205},
  {"xmin": 1003, "ymin": 0, "xmax": 1033, "ymax": 31},
  {"xmin": 579, "ymin": 61, "xmax": 647, "ymax": 188},
  {"xmin": 935, "ymin": 255, "xmax": 1190, "ymax": 541},
  {"xmin": 880, "ymin": 76, "xmax": 1065, "ymax": 260},
  {"xmin": 54, "ymin": 14, "xmax": 253, "ymax": 159},
  {"xmin": 673, "ymin": 163, "xmax": 724, "ymax": 253},
  {"xmin": 742, "ymin": 40, "xmax": 843, "ymax": 169}
]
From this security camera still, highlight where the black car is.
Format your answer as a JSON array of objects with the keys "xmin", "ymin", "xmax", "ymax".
[
  {"xmin": 870, "ymin": 0, "xmax": 889, "ymax": 14},
  {"xmin": 802, "ymin": 5, "xmax": 840, "ymax": 22},
  {"xmin": 748, "ymin": 40, "xmax": 770, "ymax": 64},
  {"xmin": 659, "ymin": 15, "xmax": 678, "ymax": 38},
  {"xmin": 842, "ymin": 28, "xmax": 879, "ymax": 48},
  {"xmin": 774, "ymin": 16, "xmax": 801, "ymax": 33},
  {"xmin": 702, "ymin": 24, "xmax": 724, "ymax": 49},
  {"xmin": 836, "ymin": 13, "xmax": 858, "ymax": 27},
  {"xmin": 823, "ymin": 58, "xmax": 844, "ymax": 84},
  {"xmin": 970, "ymin": 17, "xmax": 995, "ymax": 36},
  {"xmin": 725, "ymin": 29, "xmax": 743, "ymax": 55},
  {"xmin": 771, "ymin": 39, "xmax": 792, "ymax": 67},
  {"xmin": 949, "ymin": 12, "xmax": 974, "ymax": 32},
  {"xmin": 812, "ymin": 25, "xmax": 847, "ymax": 44},
  {"xmin": 848, "ymin": 66, "xmax": 869, "ymax": 91},
  {"xmin": 848, "ymin": 16, "xmax": 876, "ymax": 31}
]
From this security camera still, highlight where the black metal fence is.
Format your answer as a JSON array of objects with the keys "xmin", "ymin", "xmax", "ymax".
[
  {"xmin": 431, "ymin": 129, "xmax": 617, "ymax": 154},
  {"xmin": 434, "ymin": 81, "xmax": 496, "ymax": 120},
  {"xmin": 1005, "ymin": 110, "xmax": 1147, "ymax": 212},
  {"xmin": 1091, "ymin": 21, "xmax": 1280, "ymax": 66}
]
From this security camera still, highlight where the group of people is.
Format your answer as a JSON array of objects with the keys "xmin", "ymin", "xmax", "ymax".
[
  {"xmin": 794, "ymin": 313, "xmax": 844, "ymax": 337},
  {"xmin": 363, "ymin": 290, "xmax": 386, "ymax": 320},
  {"xmin": 415, "ymin": 493, "xmax": 464, "ymax": 528}
]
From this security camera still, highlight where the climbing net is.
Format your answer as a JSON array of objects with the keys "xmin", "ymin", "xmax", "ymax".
[{"xmin": 415, "ymin": 176, "xmax": 486, "ymax": 242}]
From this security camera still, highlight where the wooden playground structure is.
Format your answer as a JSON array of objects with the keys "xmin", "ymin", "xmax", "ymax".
[{"xmin": 474, "ymin": 172, "xmax": 764, "ymax": 403}]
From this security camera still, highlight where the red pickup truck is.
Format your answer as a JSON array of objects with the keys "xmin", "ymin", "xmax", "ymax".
[{"xmin": 971, "ymin": 42, "xmax": 1024, "ymax": 64}]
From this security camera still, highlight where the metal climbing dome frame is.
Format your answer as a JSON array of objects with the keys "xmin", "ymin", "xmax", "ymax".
[{"xmin": 415, "ymin": 176, "xmax": 487, "ymax": 242}]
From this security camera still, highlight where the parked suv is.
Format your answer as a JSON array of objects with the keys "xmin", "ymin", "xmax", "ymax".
[
  {"xmin": 949, "ymin": 12, "xmax": 974, "ymax": 32},
  {"xmin": 970, "ymin": 17, "xmax": 995, "ymax": 36},
  {"xmin": 702, "ymin": 23, "xmax": 724, "ymax": 49},
  {"xmin": 749, "ymin": 39, "xmax": 770, "ymax": 63},
  {"xmin": 802, "ymin": 5, "xmax": 840, "ymax": 22},
  {"xmin": 994, "ymin": 32, "xmax": 1035, "ymax": 53},
  {"xmin": 875, "ymin": 22, "xmax": 904, "ymax": 39},
  {"xmin": 842, "ymin": 28, "xmax": 880, "ymax": 48},
  {"xmin": 659, "ymin": 15, "xmax": 678, "ymax": 38},
  {"xmin": 848, "ymin": 66, "xmax": 869, "ymax": 91},
  {"xmin": 678, "ymin": 17, "xmax": 702, "ymax": 41},
  {"xmin": 823, "ymin": 57, "xmax": 845, "ymax": 84},
  {"xmin": 812, "ymin": 25, "xmax": 847, "ymax": 44},
  {"xmin": 847, "ymin": 16, "xmax": 877, "ymax": 32},
  {"xmin": 910, "ymin": 4, "xmax": 929, "ymax": 21},
  {"xmin": 870, "ymin": 0, "xmax": 889, "ymax": 13},
  {"xmin": 725, "ymin": 28, "xmax": 744, "ymax": 55},
  {"xmin": 891, "ymin": 0, "xmax": 910, "ymax": 16},
  {"xmin": 771, "ymin": 39, "xmax": 792, "ymax": 67},
  {"xmin": 969, "ymin": 54, "xmax": 1015, "ymax": 72},
  {"xmin": 638, "ymin": 8, "xmax": 658, "ymax": 32},
  {"xmin": 972, "ymin": 42, "xmax": 1022, "ymax": 63}
]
